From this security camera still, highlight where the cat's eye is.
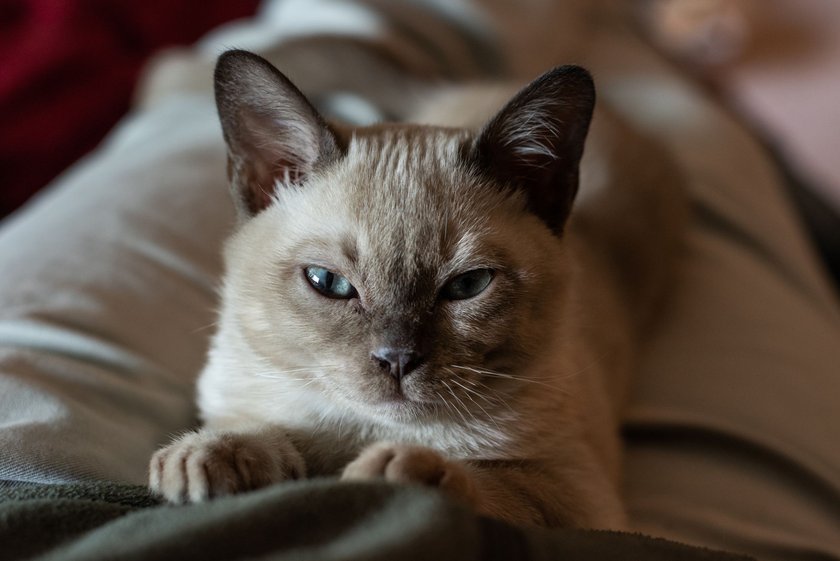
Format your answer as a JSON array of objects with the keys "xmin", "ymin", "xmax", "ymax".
[
  {"xmin": 304, "ymin": 266, "xmax": 357, "ymax": 299},
  {"xmin": 441, "ymin": 269, "xmax": 494, "ymax": 300}
]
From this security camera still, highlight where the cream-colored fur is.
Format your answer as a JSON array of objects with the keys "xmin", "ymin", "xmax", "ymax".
[{"xmin": 149, "ymin": 51, "xmax": 686, "ymax": 530}]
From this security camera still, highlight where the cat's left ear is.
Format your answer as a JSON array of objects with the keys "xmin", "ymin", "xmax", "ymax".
[
  {"xmin": 214, "ymin": 50, "xmax": 342, "ymax": 217},
  {"xmin": 471, "ymin": 66, "xmax": 595, "ymax": 234}
]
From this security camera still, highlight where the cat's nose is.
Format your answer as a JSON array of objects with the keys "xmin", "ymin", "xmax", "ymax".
[{"xmin": 371, "ymin": 348, "xmax": 423, "ymax": 381}]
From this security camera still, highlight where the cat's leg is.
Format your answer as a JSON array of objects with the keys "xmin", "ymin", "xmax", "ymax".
[
  {"xmin": 341, "ymin": 442, "xmax": 625, "ymax": 529},
  {"xmin": 465, "ymin": 457, "xmax": 628, "ymax": 529},
  {"xmin": 149, "ymin": 427, "xmax": 304, "ymax": 503}
]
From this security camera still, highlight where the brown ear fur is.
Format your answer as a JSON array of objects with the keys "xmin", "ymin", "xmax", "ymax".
[
  {"xmin": 471, "ymin": 66, "xmax": 595, "ymax": 233},
  {"xmin": 214, "ymin": 50, "xmax": 342, "ymax": 217}
]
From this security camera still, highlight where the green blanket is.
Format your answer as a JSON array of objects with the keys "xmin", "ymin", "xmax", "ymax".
[{"xmin": 0, "ymin": 480, "xmax": 752, "ymax": 561}]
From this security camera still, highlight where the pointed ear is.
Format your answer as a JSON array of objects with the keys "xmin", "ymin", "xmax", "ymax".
[
  {"xmin": 471, "ymin": 66, "xmax": 595, "ymax": 233},
  {"xmin": 214, "ymin": 50, "xmax": 342, "ymax": 217}
]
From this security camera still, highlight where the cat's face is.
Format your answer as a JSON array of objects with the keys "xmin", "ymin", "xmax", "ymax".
[
  {"xmin": 223, "ymin": 126, "xmax": 572, "ymax": 421},
  {"xmin": 214, "ymin": 51, "xmax": 594, "ymax": 423}
]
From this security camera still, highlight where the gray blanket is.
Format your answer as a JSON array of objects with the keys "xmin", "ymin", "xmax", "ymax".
[{"xmin": 0, "ymin": 480, "xmax": 752, "ymax": 561}]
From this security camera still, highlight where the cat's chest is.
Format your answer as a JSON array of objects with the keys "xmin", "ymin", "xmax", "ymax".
[{"xmin": 265, "ymin": 390, "xmax": 518, "ymax": 465}]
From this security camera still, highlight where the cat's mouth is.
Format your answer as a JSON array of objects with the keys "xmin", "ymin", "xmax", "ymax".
[
  {"xmin": 376, "ymin": 385, "xmax": 418, "ymax": 408},
  {"xmin": 343, "ymin": 367, "xmax": 441, "ymax": 419},
  {"xmin": 368, "ymin": 383, "xmax": 438, "ymax": 418},
  {"xmin": 377, "ymin": 384, "xmax": 408, "ymax": 403}
]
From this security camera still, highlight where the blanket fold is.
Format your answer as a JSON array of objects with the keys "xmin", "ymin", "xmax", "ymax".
[{"xmin": 0, "ymin": 480, "xmax": 752, "ymax": 561}]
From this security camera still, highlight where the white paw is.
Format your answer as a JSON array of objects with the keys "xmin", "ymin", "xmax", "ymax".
[
  {"xmin": 341, "ymin": 442, "xmax": 476, "ymax": 506},
  {"xmin": 149, "ymin": 430, "xmax": 304, "ymax": 503}
]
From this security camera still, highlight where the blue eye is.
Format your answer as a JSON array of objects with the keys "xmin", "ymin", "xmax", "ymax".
[
  {"xmin": 304, "ymin": 266, "xmax": 357, "ymax": 299},
  {"xmin": 442, "ymin": 269, "xmax": 494, "ymax": 300}
]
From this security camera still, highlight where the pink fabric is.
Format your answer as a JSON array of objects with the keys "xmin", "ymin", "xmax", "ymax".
[{"xmin": 710, "ymin": 0, "xmax": 840, "ymax": 211}]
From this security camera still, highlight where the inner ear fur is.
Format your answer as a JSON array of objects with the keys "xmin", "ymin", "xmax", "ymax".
[
  {"xmin": 471, "ymin": 66, "xmax": 596, "ymax": 233},
  {"xmin": 214, "ymin": 49, "xmax": 342, "ymax": 217}
]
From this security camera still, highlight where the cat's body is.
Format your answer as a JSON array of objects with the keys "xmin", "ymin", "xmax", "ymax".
[{"xmin": 150, "ymin": 50, "xmax": 686, "ymax": 529}]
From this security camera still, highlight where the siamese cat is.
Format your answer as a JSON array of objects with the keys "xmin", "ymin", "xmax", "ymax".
[{"xmin": 149, "ymin": 49, "xmax": 686, "ymax": 529}]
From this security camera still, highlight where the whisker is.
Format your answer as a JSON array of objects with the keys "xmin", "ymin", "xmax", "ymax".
[
  {"xmin": 448, "ymin": 381, "xmax": 480, "ymax": 426},
  {"xmin": 444, "ymin": 366, "xmax": 516, "ymax": 411},
  {"xmin": 336, "ymin": 410, "xmax": 347, "ymax": 441},
  {"xmin": 252, "ymin": 373, "xmax": 317, "ymax": 380},
  {"xmin": 268, "ymin": 365, "xmax": 343, "ymax": 374},
  {"xmin": 252, "ymin": 375, "xmax": 321, "ymax": 392},
  {"xmin": 450, "ymin": 364, "xmax": 570, "ymax": 390},
  {"xmin": 451, "ymin": 365, "xmax": 556, "ymax": 387},
  {"xmin": 251, "ymin": 364, "xmax": 343, "ymax": 380},
  {"xmin": 445, "ymin": 368, "xmax": 506, "ymax": 409},
  {"xmin": 435, "ymin": 390, "xmax": 457, "ymax": 420},
  {"xmin": 562, "ymin": 352, "xmax": 612, "ymax": 380},
  {"xmin": 449, "ymin": 378, "xmax": 503, "ymax": 434},
  {"xmin": 461, "ymin": 377, "xmax": 517, "ymax": 416},
  {"xmin": 442, "ymin": 380, "xmax": 473, "ymax": 428},
  {"xmin": 447, "ymin": 374, "xmax": 500, "ymax": 409},
  {"xmin": 190, "ymin": 321, "xmax": 218, "ymax": 334}
]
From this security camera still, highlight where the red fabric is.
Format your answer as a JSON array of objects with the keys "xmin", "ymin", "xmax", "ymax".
[{"xmin": 0, "ymin": 0, "xmax": 259, "ymax": 218}]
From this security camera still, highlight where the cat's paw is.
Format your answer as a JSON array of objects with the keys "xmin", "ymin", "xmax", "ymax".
[
  {"xmin": 341, "ymin": 442, "xmax": 476, "ymax": 506},
  {"xmin": 149, "ymin": 430, "xmax": 304, "ymax": 503}
]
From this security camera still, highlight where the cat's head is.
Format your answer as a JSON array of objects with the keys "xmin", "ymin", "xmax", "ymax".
[{"xmin": 214, "ymin": 50, "xmax": 594, "ymax": 424}]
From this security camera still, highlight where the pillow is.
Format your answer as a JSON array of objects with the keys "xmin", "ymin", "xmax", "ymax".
[{"xmin": 0, "ymin": 97, "xmax": 232, "ymax": 484}]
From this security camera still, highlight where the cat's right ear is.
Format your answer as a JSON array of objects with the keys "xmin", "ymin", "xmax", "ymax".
[
  {"xmin": 214, "ymin": 50, "xmax": 341, "ymax": 217},
  {"xmin": 470, "ymin": 66, "xmax": 595, "ymax": 235}
]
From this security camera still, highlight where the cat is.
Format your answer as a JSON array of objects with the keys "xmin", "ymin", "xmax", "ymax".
[{"xmin": 148, "ymin": 49, "xmax": 686, "ymax": 529}]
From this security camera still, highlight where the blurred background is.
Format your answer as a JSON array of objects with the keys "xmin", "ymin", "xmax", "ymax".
[
  {"xmin": 640, "ymin": 0, "xmax": 840, "ymax": 283},
  {"xmin": 1, "ymin": 0, "xmax": 838, "ymax": 281},
  {"xmin": 0, "ymin": 0, "xmax": 260, "ymax": 218}
]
